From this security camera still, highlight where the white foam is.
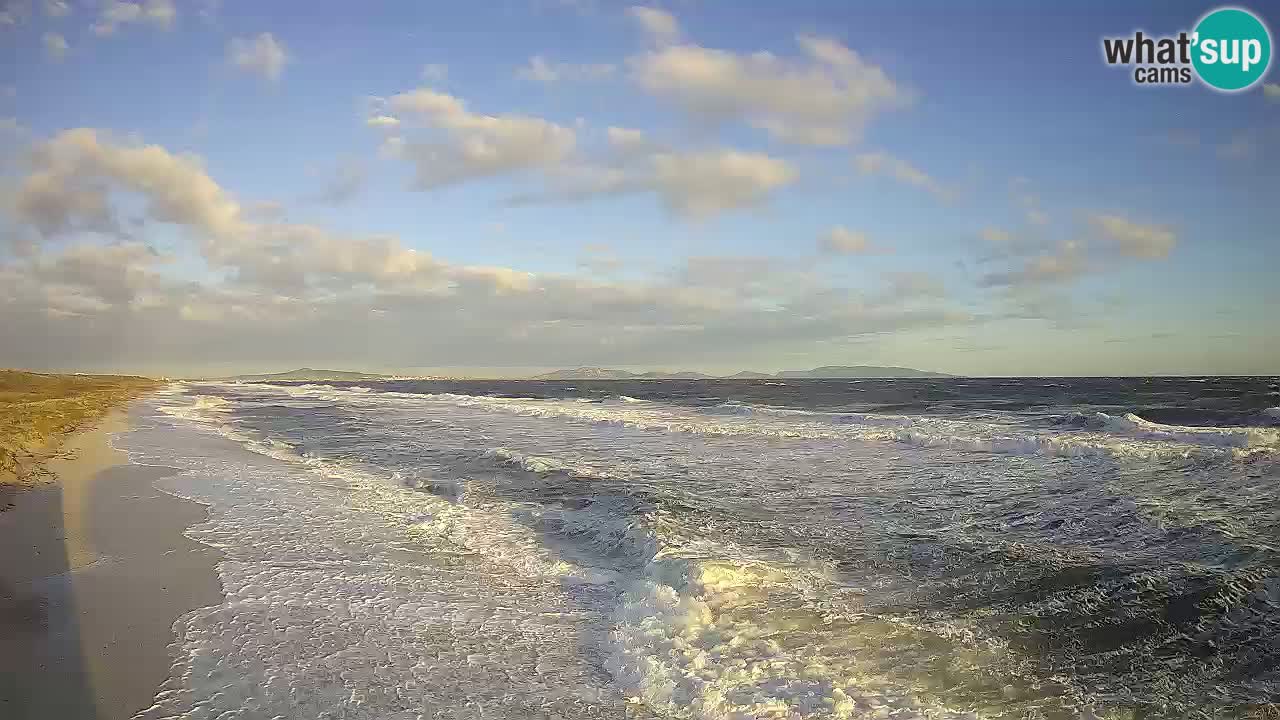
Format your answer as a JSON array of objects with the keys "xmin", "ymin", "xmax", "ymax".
[
  {"xmin": 123, "ymin": 390, "xmax": 633, "ymax": 719},
  {"xmin": 410, "ymin": 392, "xmax": 1274, "ymax": 463}
]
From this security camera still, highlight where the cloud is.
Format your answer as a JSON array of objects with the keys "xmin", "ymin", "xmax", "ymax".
[
  {"xmin": 627, "ymin": 6, "xmax": 678, "ymax": 45},
  {"xmin": 0, "ymin": 0, "xmax": 31, "ymax": 27},
  {"xmin": 92, "ymin": 0, "xmax": 174, "ymax": 35},
  {"xmin": 517, "ymin": 55, "xmax": 616, "ymax": 83},
  {"xmin": 631, "ymin": 34, "xmax": 905, "ymax": 146},
  {"xmin": 979, "ymin": 240, "xmax": 1087, "ymax": 288},
  {"xmin": 366, "ymin": 115, "xmax": 400, "ymax": 129},
  {"xmin": 384, "ymin": 88, "xmax": 576, "ymax": 188},
  {"xmin": 1265, "ymin": 83, "xmax": 1280, "ymax": 101},
  {"xmin": 44, "ymin": 0, "xmax": 68, "ymax": 17},
  {"xmin": 228, "ymin": 32, "xmax": 289, "ymax": 82},
  {"xmin": 42, "ymin": 31, "xmax": 67, "ymax": 61},
  {"xmin": 606, "ymin": 126, "xmax": 647, "ymax": 151},
  {"xmin": 421, "ymin": 63, "xmax": 448, "ymax": 82},
  {"xmin": 1, "ymin": 129, "xmax": 965, "ymax": 371},
  {"xmin": 1087, "ymin": 213, "xmax": 1175, "ymax": 259},
  {"xmin": 819, "ymin": 226, "xmax": 889, "ymax": 255},
  {"xmin": 980, "ymin": 226, "xmax": 1012, "ymax": 244},
  {"xmin": 510, "ymin": 147, "xmax": 796, "ymax": 219},
  {"xmin": 309, "ymin": 159, "xmax": 366, "ymax": 206},
  {"xmin": 9, "ymin": 128, "xmax": 244, "ymax": 239},
  {"xmin": 650, "ymin": 149, "xmax": 795, "ymax": 218},
  {"xmin": 978, "ymin": 213, "xmax": 1173, "ymax": 289},
  {"xmin": 1010, "ymin": 177, "xmax": 1049, "ymax": 226},
  {"xmin": 853, "ymin": 151, "xmax": 950, "ymax": 200},
  {"xmin": 886, "ymin": 271, "xmax": 944, "ymax": 297}
]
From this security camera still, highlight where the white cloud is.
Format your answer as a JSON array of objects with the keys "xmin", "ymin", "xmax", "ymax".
[
  {"xmin": 385, "ymin": 88, "xmax": 576, "ymax": 188},
  {"xmin": 1088, "ymin": 214, "xmax": 1175, "ymax": 259},
  {"xmin": 980, "ymin": 227, "xmax": 1012, "ymax": 244},
  {"xmin": 606, "ymin": 126, "xmax": 647, "ymax": 151},
  {"xmin": 632, "ymin": 34, "xmax": 905, "ymax": 146},
  {"xmin": 228, "ymin": 32, "xmax": 289, "ymax": 82},
  {"xmin": 511, "ymin": 147, "xmax": 796, "ymax": 219},
  {"xmin": 979, "ymin": 241, "xmax": 1086, "ymax": 288},
  {"xmin": 517, "ymin": 55, "xmax": 615, "ymax": 83},
  {"xmin": 651, "ymin": 149, "xmax": 795, "ymax": 218},
  {"xmin": 42, "ymin": 31, "xmax": 67, "ymax": 60},
  {"xmin": 627, "ymin": 6, "xmax": 678, "ymax": 45},
  {"xmin": 366, "ymin": 115, "xmax": 400, "ymax": 129},
  {"xmin": 10, "ymin": 128, "xmax": 244, "ymax": 239},
  {"xmin": 819, "ymin": 226, "xmax": 888, "ymax": 255},
  {"xmin": 309, "ymin": 159, "xmax": 366, "ymax": 206},
  {"xmin": 92, "ymin": 0, "xmax": 174, "ymax": 35},
  {"xmin": 2, "ymin": 129, "xmax": 966, "ymax": 371},
  {"xmin": 0, "ymin": 0, "xmax": 30, "ymax": 27},
  {"xmin": 44, "ymin": 0, "xmax": 69, "ymax": 17},
  {"xmin": 853, "ymin": 151, "xmax": 950, "ymax": 200},
  {"xmin": 421, "ymin": 63, "xmax": 448, "ymax": 82}
]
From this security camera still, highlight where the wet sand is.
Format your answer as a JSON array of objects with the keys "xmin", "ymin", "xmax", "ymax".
[{"xmin": 0, "ymin": 410, "xmax": 223, "ymax": 720}]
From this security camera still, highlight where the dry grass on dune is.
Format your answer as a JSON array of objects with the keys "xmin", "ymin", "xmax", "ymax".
[{"xmin": 0, "ymin": 370, "xmax": 160, "ymax": 496}]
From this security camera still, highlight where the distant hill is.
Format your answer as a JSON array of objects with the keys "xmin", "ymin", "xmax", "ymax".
[
  {"xmin": 218, "ymin": 368, "xmax": 390, "ymax": 382},
  {"xmin": 532, "ymin": 365, "xmax": 952, "ymax": 380},
  {"xmin": 532, "ymin": 367, "xmax": 637, "ymax": 380},
  {"xmin": 774, "ymin": 365, "xmax": 952, "ymax": 379}
]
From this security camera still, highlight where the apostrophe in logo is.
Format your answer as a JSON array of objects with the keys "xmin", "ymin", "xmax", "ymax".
[
  {"xmin": 1101, "ymin": 6, "xmax": 1272, "ymax": 92},
  {"xmin": 1192, "ymin": 7, "xmax": 1271, "ymax": 91}
]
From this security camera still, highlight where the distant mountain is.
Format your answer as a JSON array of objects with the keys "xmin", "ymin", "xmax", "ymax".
[
  {"xmin": 532, "ymin": 367, "xmax": 638, "ymax": 380},
  {"xmin": 531, "ymin": 365, "xmax": 952, "ymax": 380},
  {"xmin": 634, "ymin": 370, "xmax": 714, "ymax": 379},
  {"xmin": 774, "ymin": 365, "xmax": 952, "ymax": 379},
  {"xmin": 218, "ymin": 368, "xmax": 390, "ymax": 382}
]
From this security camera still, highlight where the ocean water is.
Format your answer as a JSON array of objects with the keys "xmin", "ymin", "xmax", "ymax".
[{"xmin": 116, "ymin": 377, "xmax": 1280, "ymax": 719}]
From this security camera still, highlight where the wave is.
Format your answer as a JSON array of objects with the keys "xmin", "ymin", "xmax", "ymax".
[
  {"xmin": 484, "ymin": 446, "xmax": 613, "ymax": 479},
  {"xmin": 414, "ymin": 393, "xmax": 1277, "ymax": 462}
]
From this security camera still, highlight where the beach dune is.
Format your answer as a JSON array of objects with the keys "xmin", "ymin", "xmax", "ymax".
[{"xmin": 0, "ymin": 410, "xmax": 222, "ymax": 720}]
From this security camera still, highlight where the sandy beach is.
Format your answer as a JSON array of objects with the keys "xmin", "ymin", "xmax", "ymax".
[{"xmin": 0, "ymin": 409, "xmax": 223, "ymax": 720}]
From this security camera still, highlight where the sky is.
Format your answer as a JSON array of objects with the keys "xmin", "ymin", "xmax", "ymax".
[{"xmin": 1, "ymin": 0, "xmax": 1277, "ymax": 377}]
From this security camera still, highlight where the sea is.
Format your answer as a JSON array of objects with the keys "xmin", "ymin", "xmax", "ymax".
[{"xmin": 116, "ymin": 377, "xmax": 1280, "ymax": 719}]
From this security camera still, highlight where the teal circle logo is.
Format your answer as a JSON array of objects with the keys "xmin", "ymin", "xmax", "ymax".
[{"xmin": 1192, "ymin": 7, "xmax": 1272, "ymax": 91}]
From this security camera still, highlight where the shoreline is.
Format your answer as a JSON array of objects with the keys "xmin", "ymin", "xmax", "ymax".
[{"xmin": 0, "ymin": 407, "xmax": 223, "ymax": 720}]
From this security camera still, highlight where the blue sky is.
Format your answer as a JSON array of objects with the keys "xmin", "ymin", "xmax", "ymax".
[{"xmin": 1, "ymin": 0, "xmax": 1277, "ymax": 376}]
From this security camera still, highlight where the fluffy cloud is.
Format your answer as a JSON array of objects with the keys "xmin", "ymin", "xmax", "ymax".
[
  {"xmin": 510, "ymin": 147, "xmax": 796, "ymax": 218},
  {"xmin": 977, "ymin": 213, "xmax": 1173, "ymax": 288},
  {"xmin": 853, "ymin": 152, "xmax": 951, "ymax": 200},
  {"xmin": 1088, "ymin": 214, "xmax": 1175, "ymax": 259},
  {"xmin": 979, "ymin": 241, "xmax": 1086, "ymax": 288},
  {"xmin": 627, "ymin": 6, "xmax": 679, "ymax": 45},
  {"xmin": 650, "ymin": 149, "xmax": 795, "ymax": 218},
  {"xmin": 632, "ymin": 34, "xmax": 905, "ymax": 145},
  {"xmin": 228, "ymin": 32, "xmax": 289, "ymax": 82},
  {"xmin": 42, "ymin": 31, "xmax": 67, "ymax": 60},
  {"xmin": 1, "ymin": 129, "xmax": 962, "ymax": 371},
  {"xmin": 517, "ymin": 55, "xmax": 616, "ymax": 83},
  {"xmin": 10, "ymin": 128, "xmax": 243, "ymax": 239},
  {"xmin": 383, "ymin": 88, "xmax": 577, "ymax": 188},
  {"xmin": 819, "ymin": 226, "xmax": 889, "ymax": 255},
  {"xmin": 92, "ymin": 0, "xmax": 174, "ymax": 35}
]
